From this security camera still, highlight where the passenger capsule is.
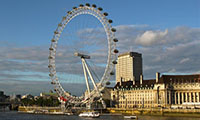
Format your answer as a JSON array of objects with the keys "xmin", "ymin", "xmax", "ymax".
[
  {"xmin": 111, "ymin": 28, "xmax": 116, "ymax": 32},
  {"xmin": 49, "ymin": 73, "xmax": 53, "ymax": 77},
  {"xmin": 113, "ymin": 38, "xmax": 118, "ymax": 42},
  {"xmin": 112, "ymin": 60, "xmax": 117, "ymax": 64},
  {"xmin": 79, "ymin": 4, "xmax": 84, "ymax": 7},
  {"xmin": 67, "ymin": 11, "xmax": 72, "ymax": 14},
  {"xmin": 100, "ymin": 91, "xmax": 105, "ymax": 94},
  {"xmin": 51, "ymin": 39, "xmax": 56, "ymax": 42},
  {"xmin": 54, "ymin": 31, "xmax": 59, "ymax": 34},
  {"xmin": 108, "ymin": 19, "xmax": 113, "ymax": 23},
  {"xmin": 103, "ymin": 12, "xmax": 108, "ymax": 16},
  {"xmin": 85, "ymin": 3, "xmax": 90, "ymax": 7},
  {"xmin": 106, "ymin": 81, "xmax": 111, "ymax": 85},
  {"xmin": 48, "ymin": 65, "xmax": 52, "ymax": 68},
  {"xmin": 114, "ymin": 49, "xmax": 119, "ymax": 53},
  {"xmin": 49, "ymin": 48, "xmax": 54, "ymax": 51},
  {"xmin": 98, "ymin": 7, "xmax": 103, "ymax": 11},
  {"xmin": 110, "ymin": 72, "xmax": 115, "ymax": 75},
  {"xmin": 92, "ymin": 4, "xmax": 97, "ymax": 8},
  {"xmin": 48, "ymin": 56, "xmax": 53, "ymax": 59},
  {"xmin": 58, "ymin": 23, "xmax": 62, "ymax": 27},
  {"xmin": 62, "ymin": 16, "xmax": 66, "ymax": 20},
  {"xmin": 51, "ymin": 81, "xmax": 55, "ymax": 84}
]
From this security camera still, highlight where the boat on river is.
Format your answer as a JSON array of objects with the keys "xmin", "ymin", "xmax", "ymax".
[
  {"xmin": 124, "ymin": 115, "xmax": 137, "ymax": 119},
  {"xmin": 79, "ymin": 111, "xmax": 100, "ymax": 118}
]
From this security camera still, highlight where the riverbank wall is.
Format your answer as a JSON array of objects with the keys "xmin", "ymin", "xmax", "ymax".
[
  {"xmin": 107, "ymin": 108, "xmax": 200, "ymax": 117},
  {"xmin": 18, "ymin": 106, "xmax": 62, "ymax": 113}
]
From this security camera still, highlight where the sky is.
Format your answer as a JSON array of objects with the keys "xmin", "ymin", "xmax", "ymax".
[{"xmin": 0, "ymin": 0, "xmax": 200, "ymax": 95}]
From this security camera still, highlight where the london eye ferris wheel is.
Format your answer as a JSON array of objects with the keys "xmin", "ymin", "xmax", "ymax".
[{"xmin": 48, "ymin": 3, "xmax": 119, "ymax": 108}]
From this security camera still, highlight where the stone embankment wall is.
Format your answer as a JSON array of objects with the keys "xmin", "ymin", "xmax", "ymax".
[
  {"xmin": 107, "ymin": 108, "xmax": 200, "ymax": 117},
  {"xmin": 18, "ymin": 106, "xmax": 61, "ymax": 112}
]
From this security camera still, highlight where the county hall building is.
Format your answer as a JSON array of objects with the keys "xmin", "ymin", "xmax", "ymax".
[{"xmin": 111, "ymin": 52, "xmax": 200, "ymax": 108}]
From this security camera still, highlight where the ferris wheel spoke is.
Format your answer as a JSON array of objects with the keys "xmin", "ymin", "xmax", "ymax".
[
  {"xmin": 81, "ymin": 58, "xmax": 91, "ymax": 97},
  {"xmin": 82, "ymin": 58, "xmax": 100, "ymax": 96}
]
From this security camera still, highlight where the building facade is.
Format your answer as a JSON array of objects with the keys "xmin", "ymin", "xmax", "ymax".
[
  {"xmin": 116, "ymin": 52, "xmax": 142, "ymax": 84},
  {"xmin": 111, "ymin": 73, "xmax": 200, "ymax": 108},
  {"xmin": 111, "ymin": 52, "xmax": 200, "ymax": 108},
  {"xmin": 0, "ymin": 91, "xmax": 9, "ymax": 102}
]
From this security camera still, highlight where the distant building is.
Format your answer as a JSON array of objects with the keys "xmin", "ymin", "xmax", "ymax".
[
  {"xmin": 11, "ymin": 94, "xmax": 22, "ymax": 102},
  {"xmin": 116, "ymin": 52, "xmax": 142, "ymax": 84},
  {"xmin": 0, "ymin": 91, "xmax": 8, "ymax": 102},
  {"xmin": 0, "ymin": 91, "xmax": 4, "ymax": 96},
  {"xmin": 21, "ymin": 94, "xmax": 34, "ymax": 100},
  {"xmin": 40, "ymin": 92, "xmax": 58, "ymax": 99},
  {"xmin": 111, "ymin": 52, "xmax": 200, "ymax": 108},
  {"xmin": 16, "ymin": 95, "xmax": 21, "ymax": 99},
  {"xmin": 101, "ymin": 87, "xmax": 113, "ymax": 107},
  {"xmin": 101, "ymin": 87, "xmax": 113, "ymax": 100}
]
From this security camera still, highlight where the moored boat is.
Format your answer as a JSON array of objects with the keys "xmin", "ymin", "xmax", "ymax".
[
  {"xmin": 48, "ymin": 111, "xmax": 73, "ymax": 115},
  {"xmin": 79, "ymin": 111, "xmax": 100, "ymax": 118},
  {"xmin": 124, "ymin": 115, "xmax": 137, "ymax": 119},
  {"xmin": 26, "ymin": 110, "xmax": 35, "ymax": 113}
]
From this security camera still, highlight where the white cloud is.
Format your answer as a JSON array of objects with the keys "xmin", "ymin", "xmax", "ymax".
[
  {"xmin": 168, "ymin": 68, "xmax": 176, "ymax": 73},
  {"xmin": 195, "ymin": 71, "xmax": 200, "ymax": 74},
  {"xmin": 135, "ymin": 29, "xmax": 168, "ymax": 46},
  {"xmin": 179, "ymin": 58, "xmax": 190, "ymax": 64}
]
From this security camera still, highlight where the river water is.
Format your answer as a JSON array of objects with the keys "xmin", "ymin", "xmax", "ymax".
[{"xmin": 0, "ymin": 111, "xmax": 200, "ymax": 120}]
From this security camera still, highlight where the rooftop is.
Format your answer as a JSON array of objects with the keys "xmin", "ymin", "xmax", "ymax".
[
  {"xmin": 114, "ymin": 79, "xmax": 156, "ymax": 89},
  {"xmin": 114, "ymin": 74, "xmax": 200, "ymax": 89},
  {"xmin": 158, "ymin": 74, "xmax": 200, "ymax": 84},
  {"xmin": 118, "ymin": 52, "xmax": 142, "ymax": 58}
]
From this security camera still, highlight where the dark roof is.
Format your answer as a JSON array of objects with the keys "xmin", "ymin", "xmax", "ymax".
[
  {"xmin": 158, "ymin": 74, "xmax": 200, "ymax": 84},
  {"xmin": 113, "ymin": 74, "xmax": 200, "ymax": 89},
  {"xmin": 105, "ymin": 87, "xmax": 114, "ymax": 89},
  {"xmin": 114, "ymin": 79, "xmax": 156, "ymax": 89},
  {"xmin": 142, "ymin": 79, "xmax": 156, "ymax": 85},
  {"xmin": 118, "ymin": 52, "xmax": 142, "ymax": 58}
]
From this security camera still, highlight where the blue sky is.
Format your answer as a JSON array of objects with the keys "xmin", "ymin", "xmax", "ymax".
[
  {"xmin": 0, "ymin": 0, "xmax": 199, "ymax": 95},
  {"xmin": 0, "ymin": 0, "xmax": 199, "ymax": 46}
]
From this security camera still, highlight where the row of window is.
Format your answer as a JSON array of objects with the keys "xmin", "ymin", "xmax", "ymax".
[
  {"xmin": 119, "ymin": 101, "xmax": 154, "ymax": 104},
  {"xmin": 169, "ymin": 79, "xmax": 200, "ymax": 84}
]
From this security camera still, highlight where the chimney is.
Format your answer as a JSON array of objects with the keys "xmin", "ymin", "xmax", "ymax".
[
  {"xmin": 133, "ymin": 76, "xmax": 135, "ymax": 85},
  {"xmin": 140, "ymin": 75, "xmax": 143, "ymax": 84},
  {"xmin": 120, "ymin": 77, "xmax": 123, "ymax": 86},
  {"xmin": 156, "ymin": 72, "xmax": 160, "ymax": 83}
]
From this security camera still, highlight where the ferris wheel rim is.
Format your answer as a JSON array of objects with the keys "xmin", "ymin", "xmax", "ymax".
[{"xmin": 48, "ymin": 4, "xmax": 118, "ymax": 105}]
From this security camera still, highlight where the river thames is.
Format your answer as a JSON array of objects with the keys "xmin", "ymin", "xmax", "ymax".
[{"xmin": 0, "ymin": 111, "xmax": 200, "ymax": 120}]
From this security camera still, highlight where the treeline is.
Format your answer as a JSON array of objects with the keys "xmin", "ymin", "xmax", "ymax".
[{"xmin": 21, "ymin": 97, "xmax": 60, "ymax": 107}]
